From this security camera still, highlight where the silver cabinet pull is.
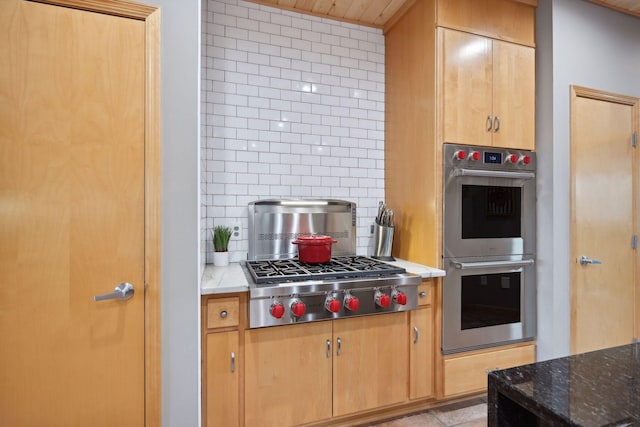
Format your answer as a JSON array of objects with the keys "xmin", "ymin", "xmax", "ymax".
[
  {"xmin": 579, "ymin": 256, "xmax": 602, "ymax": 266},
  {"xmin": 231, "ymin": 352, "xmax": 235, "ymax": 373},
  {"xmin": 486, "ymin": 115, "xmax": 493, "ymax": 131},
  {"xmin": 494, "ymin": 115, "xmax": 501, "ymax": 132},
  {"xmin": 93, "ymin": 282, "xmax": 135, "ymax": 302},
  {"xmin": 326, "ymin": 339, "xmax": 331, "ymax": 358},
  {"xmin": 419, "ymin": 291, "xmax": 427, "ymax": 298},
  {"xmin": 413, "ymin": 326, "xmax": 419, "ymax": 344},
  {"xmin": 337, "ymin": 337, "xmax": 342, "ymax": 356},
  {"xmin": 220, "ymin": 310, "xmax": 228, "ymax": 318}
]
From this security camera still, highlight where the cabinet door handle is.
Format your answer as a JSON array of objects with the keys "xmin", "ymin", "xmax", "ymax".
[
  {"xmin": 486, "ymin": 115, "xmax": 493, "ymax": 132},
  {"xmin": 494, "ymin": 115, "xmax": 501, "ymax": 132},
  {"xmin": 326, "ymin": 339, "xmax": 331, "ymax": 358},
  {"xmin": 231, "ymin": 351, "xmax": 235, "ymax": 373},
  {"xmin": 413, "ymin": 326, "xmax": 419, "ymax": 344},
  {"xmin": 337, "ymin": 337, "xmax": 342, "ymax": 356},
  {"xmin": 419, "ymin": 291, "xmax": 427, "ymax": 298}
]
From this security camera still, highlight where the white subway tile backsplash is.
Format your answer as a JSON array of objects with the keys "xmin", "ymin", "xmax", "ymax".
[
  {"xmin": 202, "ymin": 0, "xmax": 385, "ymax": 263},
  {"xmin": 248, "ymin": 8, "xmax": 269, "ymax": 22}
]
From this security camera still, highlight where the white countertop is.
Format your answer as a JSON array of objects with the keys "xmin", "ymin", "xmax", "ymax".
[{"xmin": 200, "ymin": 258, "xmax": 445, "ymax": 295}]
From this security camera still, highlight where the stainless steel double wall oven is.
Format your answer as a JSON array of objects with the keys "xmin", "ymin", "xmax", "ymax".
[{"xmin": 442, "ymin": 143, "xmax": 536, "ymax": 354}]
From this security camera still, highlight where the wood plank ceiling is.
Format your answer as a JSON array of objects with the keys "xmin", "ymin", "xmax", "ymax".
[
  {"xmin": 244, "ymin": 0, "xmax": 411, "ymax": 28},
  {"xmin": 245, "ymin": 0, "xmax": 640, "ymax": 28}
]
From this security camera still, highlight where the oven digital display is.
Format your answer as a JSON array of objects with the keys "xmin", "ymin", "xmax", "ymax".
[{"xmin": 484, "ymin": 152, "xmax": 502, "ymax": 164}]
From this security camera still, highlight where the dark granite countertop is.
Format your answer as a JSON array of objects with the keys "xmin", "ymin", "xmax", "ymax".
[{"xmin": 488, "ymin": 343, "xmax": 640, "ymax": 426}]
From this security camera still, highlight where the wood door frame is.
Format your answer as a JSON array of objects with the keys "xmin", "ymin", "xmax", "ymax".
[
  {"xmin": 29, "ymin": 0, "xmax": 162, "ymax": 424},
  {"xmin": 570, "ymin": 85, "xmax": 639, "ymax": 354}
]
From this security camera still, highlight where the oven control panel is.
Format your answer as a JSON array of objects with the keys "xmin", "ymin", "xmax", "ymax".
[{"xmin": 446, "ymin": 143, "xmax": 536, "ymax": 172}]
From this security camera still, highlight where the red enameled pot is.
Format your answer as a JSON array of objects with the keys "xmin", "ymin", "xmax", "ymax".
[{"xmin": 292, "ymin": 235, "xmax": 338, "ymax": 264}]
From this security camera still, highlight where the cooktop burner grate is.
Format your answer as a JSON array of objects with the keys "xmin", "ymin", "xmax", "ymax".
[{"xmin": 246, "ymin": 256, "xmax": 406, "ymax": 284}]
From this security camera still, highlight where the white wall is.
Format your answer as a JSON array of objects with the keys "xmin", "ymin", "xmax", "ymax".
[
  {"xmin": 201, "ymin": 0, "xmax": 386, "ymax": 264},
  {"xmin": 157, "ymin": 0, "xmax": 202, "ymax": 425},
  {"xmin": 536, "ymin": 0, "xmax": 640, "ymax": 361}
]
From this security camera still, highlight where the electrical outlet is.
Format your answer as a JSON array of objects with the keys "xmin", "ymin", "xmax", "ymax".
[{"xmin": 230, "ymin": 222, "xmax": 242, "ymax": 240}]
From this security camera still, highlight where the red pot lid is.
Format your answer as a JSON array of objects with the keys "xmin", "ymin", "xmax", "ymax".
[{"xmin": 293, "ymin": 235, "xmax": 335, "ymax": 245}]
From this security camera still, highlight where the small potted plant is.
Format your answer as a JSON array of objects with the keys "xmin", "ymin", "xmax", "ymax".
[{"xmin": 211, "ymin": 225, "xmax": 233, "ymax": 267}]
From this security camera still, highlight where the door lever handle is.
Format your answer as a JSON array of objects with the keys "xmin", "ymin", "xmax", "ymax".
[
  {"xmin": 579, "ymin": 256, "xmax": 602, "ymax": 266},
  {"xmin": 94, "ymin": 282, "xmax": 135, "ymax": 301}
]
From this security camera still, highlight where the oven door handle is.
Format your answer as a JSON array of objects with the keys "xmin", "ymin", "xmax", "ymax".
[
  {"xmin": 451, "ymin": 259, "xmax": 535, "ymax": 270},
  {"xmin": 452, "ymin": 168, "xmax": 535, "ymax": 180}
]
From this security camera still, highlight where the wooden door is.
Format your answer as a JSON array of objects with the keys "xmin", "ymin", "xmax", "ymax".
[
  {"xmin": 206, "ymin": 331, "xmax": 239, "ymax": 427},
  {"xmin": 244, "ymin": 322, "xmax": 333, "ymax": 427},
  {"xmin": 440, "ymin": 28, "xmax": 493, "ymax": 147},
  {"xmin": 570, "ymin": 86, "xmax": 639, "ymax": 354},
  {"xmin": 332, "ymin": 312, "xmax": 408, "ymax": 416},
  {"xmin": 409, "ymin": 307, "xmax": 434, "ymax": 400},
  {"xmin": 0, "ymin": 1, "xmax": 160, "ymax": 425},
  {"xmin": 491, "ymin": 40, "xmax": 535, "ymax": 150}
]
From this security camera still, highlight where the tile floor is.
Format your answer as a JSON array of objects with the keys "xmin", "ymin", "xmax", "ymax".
[{"xmin": 369, "ymin": 396, "xmax": 487, "ymax": 427}]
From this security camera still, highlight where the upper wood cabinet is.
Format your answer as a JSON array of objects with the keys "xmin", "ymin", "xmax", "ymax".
[
  {"xmin": 439, "ymin": 28, "xmax": 535, "ymax": 150},
  {"xmin": 385, "ymin": 0, "xmax": 537, "ymax": 266},
  {"xmin": 436, "ymin": 0, "xmax": 536, "ymax": 46}
]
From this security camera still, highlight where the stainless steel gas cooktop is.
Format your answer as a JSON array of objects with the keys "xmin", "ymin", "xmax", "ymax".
[
  {"xmin": 246, "ymin": 255, "xmax": 407, "ymax": 285},
  {"xmin": 246, "ymin": 199, "xmax": 421, "ymax": 328}
]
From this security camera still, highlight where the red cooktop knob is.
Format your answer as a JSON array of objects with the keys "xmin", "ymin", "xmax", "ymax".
[
  {"xmin": 270, "ymin": 302, "xmax": 285, "ymax": 319},
  {"xmin": 394, "ymin": 291, "xmax": 407, "ymax": 306},
  {"xmin": 291, "ymin": 300, "xmax": 306, "ymax": 317},
  {"xmin": 375, "ymin": 292, "xmax": 391, "ymax": 308},
  {"xmin": 326, "ymin": 297, "xmax": 341, "ymax": 313},
  {"xmin": 344, "ymin": 295, "xmax": 360, "ymax": 312},
  {"xmin": 507, "ymin": 154, "xmax": 519, "ymax": 164},
  {"xmin": 521, "ymin": 155, "xmax": 531, "ymax": 165},
  {"xmin": 454, "ymin": 150, "xmax": 467, "ymax": 160},
  {"xmin": 470, "ymin": 151, "xmax": 481, "ymax": 161}
]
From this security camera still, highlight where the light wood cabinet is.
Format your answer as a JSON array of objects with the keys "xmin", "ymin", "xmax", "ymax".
[
  {"xmin": 333, "ymin": 312, "xmax": 408, "ymax": 416},
  {"xmin": 409, "ymin": 306, "xmax": 434, "ymax": 399},
  {"xmin": 206, "ymin": 331, "xmax": 239, "ymax": 427},
  {"xmin": 386, "ymin": 0, "xmax": 537, "ymax": 400},
  {"xmin": 244, "ymin": 312, "xmax": 409, "ymax": 425},
  {"xmin": 244, "ymin": 321, "xmax": 333, "ymax": 427},
  {"xmin": 443, "ymin": 342, "xmax": 535, "ymax": 397},
  {"xmin": 436, "ymin": 0, "xmax": 536, "ymax": 46},
  {"xmin": 202, "ymin": 295, "xmax": 244, "ymax": 427},
  {"xmin": 417, "ymin": 281, "xmax": 434, "ymax": 306},
  {"xmin": 385, "ymin": 0, "xmax": 537, "ymax": 266},
  {"xmin": 439, "ymin": 27, "xmax": 535, "ymax": 150}
]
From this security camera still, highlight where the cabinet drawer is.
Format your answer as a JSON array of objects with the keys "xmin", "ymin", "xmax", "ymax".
[
  {"xmin": 443, "ymin": 343, "xmax": 535, "ymax": 396},
  {"xmin": 207, "ymin": 297, "xmax": 240, "ymax": 329},
  {"xmin": 417, "ymin": 281, "xmax": 433, "ymax": 306}
]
